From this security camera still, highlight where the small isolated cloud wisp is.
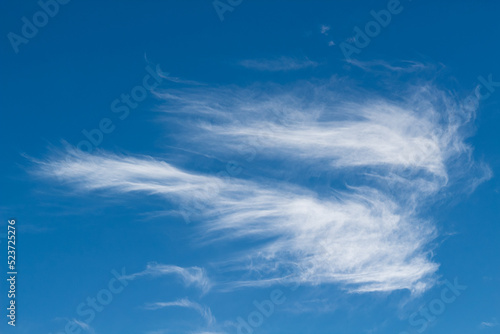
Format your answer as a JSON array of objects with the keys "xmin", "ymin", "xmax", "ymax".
[
  {"xmin": 125, "ymin": 263, "xmax": 212, "ymax": 293},
  {"xmin": 144, "ymin": 298, "xmax": 216, "ymax": 325},
  {"xmin": 239, "ymin": 56, "xmax": 318, "ymax": 72}
]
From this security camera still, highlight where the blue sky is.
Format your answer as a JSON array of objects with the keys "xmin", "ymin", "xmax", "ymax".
[{"xmin": 1, "ymin": 0, "xmax": 500, "ymax": 333}]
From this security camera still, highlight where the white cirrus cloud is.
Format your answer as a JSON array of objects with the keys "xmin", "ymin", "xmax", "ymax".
[
  {"xmin": 239, "ymin": 56, "xmax": 318, "ymax": 72},
  {"xmin": 36, "ymin": 149, "xmax": 436, "ymax": 293},
  {"xmin": 156, "ymin": 81, "xmax": 491, "ymax": 195},
  {"xmin": 124, "ymin": 263, "xmax": 212, "ymax": 293},
  {"xmin": 144, "ymin": 298, "xmax": 215, "ymax": 325},
  {"xmin": 480, "ymin": 319, "xmax": 499, "ymax": 328},
  {"xmin": 36, "ymin": 78, "xmax": 491, "ymax": 295}
]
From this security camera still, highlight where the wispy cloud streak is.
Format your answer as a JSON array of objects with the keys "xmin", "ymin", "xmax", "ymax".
[
  {"xmin": 36, "ymin": 78, "xmax": 491, "ymax": 294},
  {"xmin": 239, "ymin": 56, "xmax": 318, "ymax": 71},
  {"xmin": 125, "ymin": 263, "xmax": 212, "ymax": 293},
  {"xmin": 157, "ymin": 81, "xmax": 490, "ymax": 195},
  {"xmin": 144, "ymin": 298, "xmax": 215, "ymax": 325},
  {"xmin": 38, "ymin": 151, "xmax": 437, "ymax": 293}
]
